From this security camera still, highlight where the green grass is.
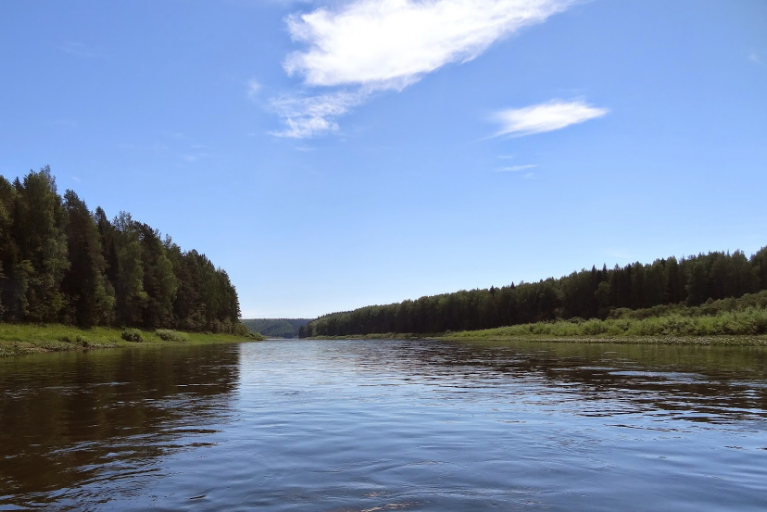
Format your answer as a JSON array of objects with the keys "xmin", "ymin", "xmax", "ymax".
[
  {"xmin": 0, "ymin": 323, "xmax": 264, "ymax": 357},
  {"xmin": 439, "ymin": 308, "xmax": 767, "ymax": 345}
]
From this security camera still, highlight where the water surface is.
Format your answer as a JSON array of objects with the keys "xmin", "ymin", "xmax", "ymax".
[{"xmin": 1, "ymin": 339, "xmax": 766, "ymax": 511}]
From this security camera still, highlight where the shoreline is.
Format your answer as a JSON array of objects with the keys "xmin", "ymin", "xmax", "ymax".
[
  {"xmin": 0, "ymin": 324, "xmax": 263, "ymax": 357},
  {"xmin": 305, "ymin": 333, "xmax": 767, "ymax": 346}
]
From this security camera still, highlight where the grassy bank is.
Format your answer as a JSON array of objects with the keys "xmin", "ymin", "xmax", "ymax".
[
  {"xmin": 0, "ymin": 324, "xmax": 264, "ymax": 357},
  {"xmin": 446, "ymin": 307, "xmax": 767, "ymax": 339}
]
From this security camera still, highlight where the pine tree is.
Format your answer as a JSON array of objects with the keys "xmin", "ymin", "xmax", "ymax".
[{"xmin": 61, "ymin": 190, "xmax": 115, "ymax": 326}]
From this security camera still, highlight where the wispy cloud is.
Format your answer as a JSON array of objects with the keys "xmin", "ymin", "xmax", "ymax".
[
  {"xmin": 491, "ymin": 99, "xmax": 607, "ymax": 137},
  {"xmin": 180, "ymin": 152, "xmax": 210, "ymax": 163},
  {"xmin": 269, "ymin": 89, "xmax": 370, "ymax": 138},
  {"xmin": 749, "ymin": 50, "xmax": 761, "ymax": 65},
  {"xmin": 247, "ymin": 79, "xmax": 261, "ymax": 98},
  {"xmin": 271, "ymin": 0, "xmax": 574, "ymax": 137},
  {"xmin": 494, "ymin": 164, "xmax": 537, "ymax": 172}
]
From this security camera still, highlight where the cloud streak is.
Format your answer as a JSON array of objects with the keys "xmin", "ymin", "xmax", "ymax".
[
  {"xmin": 495, "ymin": 164, "xmax": 537, "ymax": 172},
  {"xmin": 271, "ymin": 0, "xmax": 574, "ymax": 138},
  {"xmin": 269, "ymin": 89, "xmax": 371, "ymax": 138},
  {"xmin": 491, "ymin": 99, "xmax": 607, "ymax": 137}
]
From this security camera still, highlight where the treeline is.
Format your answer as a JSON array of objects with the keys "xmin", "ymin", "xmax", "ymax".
[
  {"xmin": 0, "ymin": 167, "xmax": 245, "ymax": 334},
  {"xmin": 300, "ymin": 245, "xmax": 767, "ymax": 338},
  {"xmin": 241, "ymin": 318, "xmax": 310, "ymax": 338}
]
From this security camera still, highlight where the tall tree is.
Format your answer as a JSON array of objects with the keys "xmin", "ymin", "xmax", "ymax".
[
  {"xmin": 11, "ymin": 167, "xmax": 70, "ymax": 322},
  {"xmin": 61, "ymin": 190, "xmax": 115, "ymax": 326},
  {"xmin": 112, "ymin": 212, "xmax": 147, "ymax": 326}
]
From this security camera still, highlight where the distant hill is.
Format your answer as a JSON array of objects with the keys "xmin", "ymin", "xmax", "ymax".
[{"xmin": 240, "ymin": 319, "xmax": 311, "ymax": 338}]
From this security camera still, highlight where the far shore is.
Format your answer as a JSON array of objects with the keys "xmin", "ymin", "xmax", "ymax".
[
  {"xmin": 305, "ymin": 333, "xmax": 767, "ymax": 346},
  {"xmin": 0, "ymin": 324, "xmax": 263, "ymax": 357}
]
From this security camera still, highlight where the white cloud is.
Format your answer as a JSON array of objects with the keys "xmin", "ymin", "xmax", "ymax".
[
  {"xmin": 272, "ymin": 0, "xmax": 574, "ymax": 137},
  {"xmin": 492, "ymin": 99, "xmax": 607, "ymax": 137},
  {"xmin": 285, "ymin": 0, "xmax": 572, "ymax": 88},
  {"xmin": 495, "ymin": 164, "xmax": 536, "ymax": 172},
  {"xmin": 748, "ymin": 51, "xmax": 761, "ymax": 65}
]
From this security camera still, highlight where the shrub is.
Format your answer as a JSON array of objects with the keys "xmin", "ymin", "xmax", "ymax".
[
  {"xmin": 121, "ymin": 329, "xmax": 143, "ymax": 342},
  {"xmin": 155, "ymin": 329, "xmax": 188, "ymax": 342}
]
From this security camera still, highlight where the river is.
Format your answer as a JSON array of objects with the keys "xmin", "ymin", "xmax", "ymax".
[{"xmin": 1, "ymin": 339, "xmax": 766, "ymax": 511}]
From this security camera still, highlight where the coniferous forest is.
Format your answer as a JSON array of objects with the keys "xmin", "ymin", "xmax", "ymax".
[
  {"xmin": 300, "ymin": 244, "xmax": 767, "ymax": 338},
  {"xmin": 0, "ymin": 167, "xmax": 245, "ymax": 334}
]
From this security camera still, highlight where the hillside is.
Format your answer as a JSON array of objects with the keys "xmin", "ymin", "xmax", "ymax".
[{"xmin": 241, "ymin": 318, "xmax": 311, "ymax": 338}]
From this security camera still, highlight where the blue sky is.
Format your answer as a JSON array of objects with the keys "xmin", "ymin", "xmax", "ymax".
[{"xmin": 1, "ymin": 0, "xmax": 766, "ymax": 318}]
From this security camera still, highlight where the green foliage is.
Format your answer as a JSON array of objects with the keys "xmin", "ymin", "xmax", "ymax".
[
  {"xmin": 0, "ymin": 167, "xmax": 246, "ymax": 336},
  {"xmin": 155, "ymin": 329, "xmax": 188, "ymax": 342},
  {"xmin": 61, "ymin": 190, "xmax": 114, "ymax": 327},
  {"xmin": 9, "ymin": 168, "xmax": 70, "ymax": 322},
  {"xmin": 58, "ymin": 334, "xmax": 90, "ymax": 346},
  {"xmin": 240, "ymin": 318, "xmax": 310, "ymax": 338},
  {"xmin": 121, "ymin": 329, "xmax": 143, "ymax": 342},
  {"xmin": 301, "ymin": 246, "xmax": 767, "ymax": 338},
  {"xmin": 449, "ymin": 307, "xmax": 767, "ymax": 339}
]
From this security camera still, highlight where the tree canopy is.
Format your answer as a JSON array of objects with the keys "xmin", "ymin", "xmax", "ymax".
[
  {"xmin": 0, "ymin": 167, "xmax": 244, "ymax": 334},
  {"xmin": 300, "ymin": 246, "xmax": 767, "ymax": 338}
]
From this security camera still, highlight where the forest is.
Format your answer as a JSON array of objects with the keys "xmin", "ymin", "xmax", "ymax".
[
  {"xmin": 241, "ymin": 319, "xmax": 310, "ymax": 338},
  {"xmin": 0, "ymin": 167, "xmax": 245, "ymax": 334},
  {"xmin": 300, "ymin": 244, "xmax": 767, "ymax": 338}
]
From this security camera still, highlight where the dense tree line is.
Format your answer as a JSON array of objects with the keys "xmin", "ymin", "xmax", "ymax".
[
  {"xmin": 0, "ymin": 167, "xmax": 244, "ymax": 333},
  {"xmin": 241, "ymin": 318, "xmax": 310, "ymax": 338},
  {"xmin": 300, "ymin": 245, "xmax": 767, "ymax": 338}
]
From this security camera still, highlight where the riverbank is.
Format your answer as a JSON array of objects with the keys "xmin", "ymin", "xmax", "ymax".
[
  {"xmin": 0, "ymin": 324, "xmax": 264, "ymax": 357},
  {"xmin": 307, "ymin": 333, "xmax": 767, "ymax": 345},
  {"xmin": 305, "ymin": 307, "xmax": 767, "ymax": 346}
]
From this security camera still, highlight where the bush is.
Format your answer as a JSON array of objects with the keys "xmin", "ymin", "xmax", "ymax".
[
  {"xmin": 121, "ymin": 329, "xmax": 143, "ymax": 342},
  {"xmin": 234, "ymin": 323, "xmax": 250, "ymax": 337},
  {"xmin": 155, "ymin": 329, "xmax": 188, "ymax": 342},
  {"xmin": 58, "ymin": 334, "xmax": 90, "ymax": 346}
]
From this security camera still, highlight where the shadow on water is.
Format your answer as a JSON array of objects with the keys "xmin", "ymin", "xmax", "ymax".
[{"xmin": 0, "ymin": 344, "xmax": 240, "ymax": 510}]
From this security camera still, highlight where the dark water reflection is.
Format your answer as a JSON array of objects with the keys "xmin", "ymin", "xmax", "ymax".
[
  {"xmin": 0, "ymin": 345, "xmax": 239, "ymax": 510},
  {"xmin": 1, "ymin": 339, "xmax": 767, "ymax": 511}
]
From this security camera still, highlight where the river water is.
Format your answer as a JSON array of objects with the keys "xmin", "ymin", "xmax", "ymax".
[{"xmin": 1, "ymin": 339, "xmax": 766, "ymax": 511}]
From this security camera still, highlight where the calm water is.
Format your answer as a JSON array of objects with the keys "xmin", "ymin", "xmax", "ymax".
[{"xmin": 1, "ymin": 339, "xmax": 767, "ymax": 511}]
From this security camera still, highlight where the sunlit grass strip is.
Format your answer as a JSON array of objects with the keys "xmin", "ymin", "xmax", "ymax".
[
  {"xmin": 444, "ymin": 308, "xmax": 767, "ymax": 340},
  {"xmin": 0, "ymin": 324, "xmax": 264, "ymax": 357}
]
